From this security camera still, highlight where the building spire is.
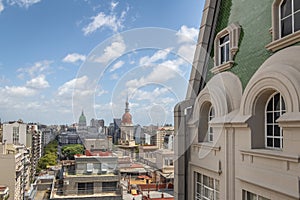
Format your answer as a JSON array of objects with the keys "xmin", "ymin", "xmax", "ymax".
[{"xmin": 125, "ymin": 95, "xmax": 129, "ymax": 113}]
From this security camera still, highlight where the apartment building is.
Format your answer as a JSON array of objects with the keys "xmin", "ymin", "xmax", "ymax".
[
  {"xmin": 174, "ymin": 0, "xmax": 300, "ymax": 199},
  {"xmin": 3, "ymin": 121, "xmax": 42, "ymax": 183},
  {"xmin": 51, "ymin": 150, "xmax": 122, "ymax": 200},
  {"xmin": 0, "ymin": 143, "xmax": 30, "ymax": 200},
  {"xmin": 3, "ymin": 121, "xmax": 27, "ymax": 146}
]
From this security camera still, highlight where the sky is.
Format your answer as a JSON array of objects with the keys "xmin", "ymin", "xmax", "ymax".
[{"xmin": 0, "ymin": 0, "xmax": 204, "ymax": 126}]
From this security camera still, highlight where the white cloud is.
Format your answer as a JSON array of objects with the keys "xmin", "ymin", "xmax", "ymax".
[
  {"xmin": 110, "ymin": 60, "xmax": 124, "ymax": 72},
  {"xmin": 58, "ymin": 76, "xmax": 86, "ymax": 96},
  {"xmin": 26, "ymin": 74, "xmax": 50, "ymax": 89},
  {"xmin": 161, "ymin": 97, "xmax": 176, "ymax": 105},
  {"xmin": 178, "ymin": 44, "xmax": 196, "ymax": 63},
  {"xmin": 62, "ymin": 53, "xmax": 86, "ymax": 63},
  {"xmin": 57, "ymin": 76, "xmax": 94, "ymax": 97},
  {"xmin": 132, "ymin": 87, "xmax": 169, "ymax": 101},
  {"xmin": 126, "ymin": 58, "xmax": 184, "ymax": 90},
  {"xmin": 0, "ymin": 1, "xmax": 4, "ymax": 13},
  {"xmin": 97, "ymin": 88, "xmax": 108, "ymax": 96},
  {"xmin": 176, "ymin": 25, "xmax": 198, "ymax": 43},
  {"xmin": 111, "ymin": 1, "xmax": 118, "ymax": 11},
  {"xmin": 93, "ymin": 36, "xmax": 126, "ymax": 64},
  {"xmin": 83, "ymin": 12, "xmax": 121, "ymax": 35},
  {"xmin": 82, "ymin": 3, "xmax": 128, "ymax": 35},
  {"xmin": 2, "ymin": 86, "xmax": 36, "ymax": 96},
  {"xmin": 17, "ymin": 60, "xmax": 52, "ymax": 78},
  {"xmin": 7, "ymin": 0, "xmax": 41, "ymax": 8},
  {"xmin": 139, "ymin": 48, "xmax": 172, "ymax": 66}
]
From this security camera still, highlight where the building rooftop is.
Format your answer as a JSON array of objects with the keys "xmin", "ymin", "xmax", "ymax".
[{"xmin": 84, "ymin": 150, "xmax": 113, "ymax": 157}]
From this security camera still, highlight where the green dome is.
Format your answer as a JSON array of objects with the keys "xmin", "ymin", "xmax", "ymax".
[{"xmin": 78, "ymin": 110, "xmax": 87, "ymax": 126}]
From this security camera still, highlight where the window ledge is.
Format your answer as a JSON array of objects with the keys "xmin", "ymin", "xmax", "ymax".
[
  {"xmin": 193, "ymin": 142, "xmax": 221, "ymax": 152},
  {"xmin": 277, "ymin": 112, "xmax": 300, "ymax": 128},
  {"xmin": 240, "ymin": 149, "xmax": 300, "ymax": 163},
  {"xmin": 266, "ymin": 31, "xmax": 300, "ymax": 52},
  {"xmin": 210, "ymin": 61, "xmax": 234, "ymax": 74}
]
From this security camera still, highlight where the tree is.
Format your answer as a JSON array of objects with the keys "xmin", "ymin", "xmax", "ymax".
[
  {"xmin": 37, "ymin": 140, "xmax": 58, "ymax": 172},
  {"xmin": 61, "ymin": 144, "xmax": 84, "ymax": 160},
  {"xmin": 37, "ymin": 153, "xmax": 57, "ymax": 169}
]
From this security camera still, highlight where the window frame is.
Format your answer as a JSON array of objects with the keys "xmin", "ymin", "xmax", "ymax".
[
  {"xmin": 194, "ymin": 172, "xmax": 219, "ymax": 200},
  {"xmin": 266, "ymin": 0, "xmax": 300, "ymax": 52},
  {"xmin": 265, "ymin": 92, "xmax": 286, "ymax": 149},
  {"xmin": 211, "ymin": 23, "xmax": 241, "ymax": 74},
  {"xmin": 13, "ymin": 126, "xmax": 19, "ymax": 145},
  {"xmin": 279, "ymin": 0, "xmax": 300, "ymax": 38},
  {"xmin": 219, "ymin": 34, "xmax": 230, "ymax": 65},
  {"xmin": 207, "ymin": 106, "xmax": 215, "ymax": 142},
  {"xmin": 78, "ymin": 182, "xmax": 94, "ymax": 195},
  {"xmin": 242, "ymin": 190, "xmax": 270, "ymax": 200}
]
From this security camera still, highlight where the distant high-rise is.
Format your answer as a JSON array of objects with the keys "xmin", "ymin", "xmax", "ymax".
[
  {"xmin": 90, "ymin": 118, "xmax": 105, "ymax": 129},
  {"xmin": 3, "ymin": 120, "xmax": 27, "ymax": 146}
]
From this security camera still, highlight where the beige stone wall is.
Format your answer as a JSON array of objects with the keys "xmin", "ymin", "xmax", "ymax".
[
  {"xmin": 0, "ymin": 154, "xmax": 16, "ymax": 200},
  {"xmin": 185, "ymin": 47, "xmax": 300, "ymax": 200}
]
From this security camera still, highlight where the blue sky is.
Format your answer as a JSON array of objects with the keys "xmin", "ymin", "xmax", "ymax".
[{"xmin": 0, "ymin": 0, "xmax": 204, "ymax": 126}]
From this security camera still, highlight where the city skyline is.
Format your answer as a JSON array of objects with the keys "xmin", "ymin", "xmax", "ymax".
[{"xmin": 0, "ymin": 0, "xmax": 204, "ymax": 125}]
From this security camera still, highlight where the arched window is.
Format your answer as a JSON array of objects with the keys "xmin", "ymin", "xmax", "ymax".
[
  {"xmin": 265, "ymin": 93, "xmax": 286, "ymax": 149},
  {"xmin": 280, "ymin": 0, "xmax": 300, "ymax": 38},
  {"xmin": 208, "ymin": 106, "xmax": 215, "ymax": 142}
]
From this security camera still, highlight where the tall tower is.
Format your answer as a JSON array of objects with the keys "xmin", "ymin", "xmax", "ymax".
[
  {"xmin": 120, "ymin": 98, "xmax": 135, "ymax": 146},
  {"xmin": 78, "ymin": 110, "xmax": 87, "ymax": 132}
]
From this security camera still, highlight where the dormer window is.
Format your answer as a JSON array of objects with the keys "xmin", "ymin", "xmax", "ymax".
[
  {"xmin": 219, "ymin": 34, "xmax": 230, "ymax": 65},
  {"xmin": 280, "ymin": 0, "xmax": 300, "ymax": 38},
  {"xmin": 266, "ymin": 0, "xmax": 300, "ymax": 51},
  {"xmin": 211, "ymin": 23, "xmax": 241, "ymax": 74}
]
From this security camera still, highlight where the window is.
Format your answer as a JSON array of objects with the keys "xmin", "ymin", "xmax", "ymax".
[
  {"xmin": 266, "ymin": 0, "xmax": 300, "ymax": 51},
  {"xmin": 13, "ymin": 127, "xmax": 19, "ymax": 145},
  {"xmin": 207, "ymin": 106, "xmax": 215, "ymax": 142},
  {"xmin": 164, "ymin": 159, "xmax": 168, "ymax": 166},
  {"xmin": 78, "ymin": 182, "xmax": 94, "ymax": 195},
  {"xmin": 211, "ymin": 23, "xmax": 241, "ymax": 74},
  {"xmin": 219, "ymin": 34, "xmax": 230, "ymax": 65},
  {"xmin": 194, "ymin": 172, "xmax": 219, "ymax": 200},
  {"xmin": 86, "ymin": 163, "xmax": 93, "ymax": 172},
  {"xmin": 242, "ymin": 190, "xmax": 270, "ymax": 200},
  {"xmin": 164, "ymin": 158, "xmax": 174, "ymax": 166},
  {"xmin": 265, "ymin": 93, "xmax": 286, "ymax": 149},
  {"xmin": 280, "ymin": 0, "xmax": 300, "ymax": 38},
  {"xmin": 102, "ymin": 182, "xmax": 117, "ymax": 192}
]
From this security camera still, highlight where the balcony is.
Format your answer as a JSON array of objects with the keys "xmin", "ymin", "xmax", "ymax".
[{"xmin": 237, "ymin": 149, "xmax": 300, "ymax": 198}]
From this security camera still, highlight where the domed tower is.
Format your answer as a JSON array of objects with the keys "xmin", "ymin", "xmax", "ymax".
[
  {"xmin": 122, "ymin": 100, "xmax": 133, "ymax": 125},
  {"xmin": 78, "ymin": 110, "xmax": 87, "ymax": 132},
  {"xmin": 120, "ymin": 98, "xmax": 135, "ymax": 146}
]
